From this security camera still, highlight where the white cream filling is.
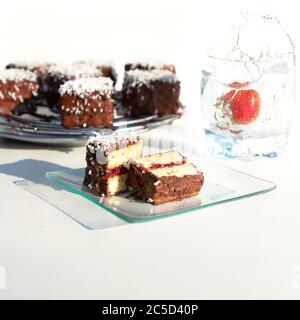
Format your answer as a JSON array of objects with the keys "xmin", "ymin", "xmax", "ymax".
[
  {"xmin": 133, "ymin": 151, "xmax": 184, "ymax": 168},
  {"xmin": 96, "ymin": 141, "xmax": 143, "ymax": 169},
  {"xmin": 150, "ymin": 163, "xmax": 198, "ymax": 178},
  {"xmin": 107, "ymin": 174, "xmax": 128, "ymax": 195}
]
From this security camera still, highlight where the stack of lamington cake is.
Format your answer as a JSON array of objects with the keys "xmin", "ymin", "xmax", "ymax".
[
  {"xmin": 5, "ymin": 60, "xmax": 117, "ymax": 110},
  {"xmin": 83, "ymin": 133, "xmax": 204, "ymax": 204},
  {"xmin": 1, "ymin": 60, "xmax": 181, "ymax": 129}
]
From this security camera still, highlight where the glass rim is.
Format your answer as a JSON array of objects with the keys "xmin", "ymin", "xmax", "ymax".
[{"xmin": 206, "ymin": 44, "xmax": 295, "ymax": 63}]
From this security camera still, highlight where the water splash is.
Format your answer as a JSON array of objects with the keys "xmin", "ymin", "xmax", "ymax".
[
  {"xmin": 214, "ymin": 12, "xmax": 295, "ymax": 85},
  {"xmin": 231, "ymin": 12, "xmax": 294, "ymax": 60}
]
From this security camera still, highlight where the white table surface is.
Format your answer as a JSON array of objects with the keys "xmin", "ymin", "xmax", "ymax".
[{"xmin": 0, "ymin": 118, "xmax": 300, "ymax": 300}]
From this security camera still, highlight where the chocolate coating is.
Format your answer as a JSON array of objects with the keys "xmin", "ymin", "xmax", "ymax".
[
  {"xmin": 122, "ymin": 79, "xmax": 180, "ymax": 117},
  {"xmin": 0, "ymin": 78, "xmax": 38, "ymax": 116},
  {"xmin": 61, "ymin": 94, "xmax": 113, "ymax": 129}
]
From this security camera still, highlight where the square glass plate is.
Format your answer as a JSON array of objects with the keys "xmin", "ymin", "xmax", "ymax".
[{"xmin": 45, "ymin": 157, "xmax": 275, "ymax": 223}]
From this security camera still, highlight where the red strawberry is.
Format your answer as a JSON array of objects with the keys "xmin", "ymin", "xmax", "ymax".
[{"xmin": 221, "ymin": 89, "xmax": 261, "ymax": 125}]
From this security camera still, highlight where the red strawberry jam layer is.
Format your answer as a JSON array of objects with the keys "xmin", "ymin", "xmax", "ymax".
[
  {"xmin": 149, "ymin": 160, "xmax": 186, "ymax": 170},
  {"xmin": 107, "ymin": 166, "xmax": 128, "ymax": 178}
]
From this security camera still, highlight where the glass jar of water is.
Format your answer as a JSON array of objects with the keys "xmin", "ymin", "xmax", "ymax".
[{"xmin": 201, "ymin": 13, "xmax": 296, "ymax": 160}]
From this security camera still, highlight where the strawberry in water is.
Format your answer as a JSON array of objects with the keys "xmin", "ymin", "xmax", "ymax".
[{"xmin": 221, "ymin": 89, "xmax": 261, "ymax": 125}]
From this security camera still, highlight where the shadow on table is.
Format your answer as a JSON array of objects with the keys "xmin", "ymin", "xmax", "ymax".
[
  {"xmin": 0, "ymin": 137, "xmax": 74, "ymax": 153},
  {"xmin": 0, "ymin": 158, "xmax": 71, "ymax": 189},
  {"xmin": 0, "ymin": 158, "xmax": 126, "ymax": 230}
]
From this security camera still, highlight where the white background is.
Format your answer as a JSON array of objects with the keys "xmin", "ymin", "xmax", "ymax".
[
  {"xmin": 0, "ymin": 0, "xmax": 299, "ymax": 112},
  {"xmin": 0, "ymin": 0, "xmax": 300, "ymax": 299},
  {"xmin": 0, "ymin": 0, "xmax": 298, "ymax": 63}
]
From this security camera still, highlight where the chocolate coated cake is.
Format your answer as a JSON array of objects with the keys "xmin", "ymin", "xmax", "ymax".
[
  {"xmin": 59, "ymin": 77, "xmax": 114, "ymax": 129},
  {"xmin": 122, "ymin": 69, "xmax": 181, "ymax": 117},
  {"xmin": 83, "ymin": 133, "xmax": 143, "ymax": 196},
  {"xmin": 0, "ymin": 69, "xmax": 38, "ymax": 115},
  {"xmin": 44, "ymin": 64, "xmax": 102, "ymax": 110},
  {"xmin": 6, "ymin": 61, "xmax": 56, "ymax": 106},
  {"xmin": 127, "ymin": 151, "xmax": 204, "ymax": 205}
]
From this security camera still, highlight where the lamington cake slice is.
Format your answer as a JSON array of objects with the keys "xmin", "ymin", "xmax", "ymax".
[
  {"xmin": 6, "ymin": 61, "xmax": 56, "ymax": 106},
  {"xmin": 121, "ymin": 69, "xmax": 181, "ymax": 117},
  {"xmin": 59, "ymin": 77, "xmax": 114, "ymax": 129},
  {"xmin": 127, "ymin": 151, "xmax": 204, "ymax": 205},
  {"xmin": 44, "ymin": 64, "xmax": 102, "ymax": 110},
  {"xmin": 83, "ymin": 133, "xmax": 143, "ymax": 196},
  {"xmin": 0, "ymin": 69, "xmax": 38, "ymax": 115}
]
